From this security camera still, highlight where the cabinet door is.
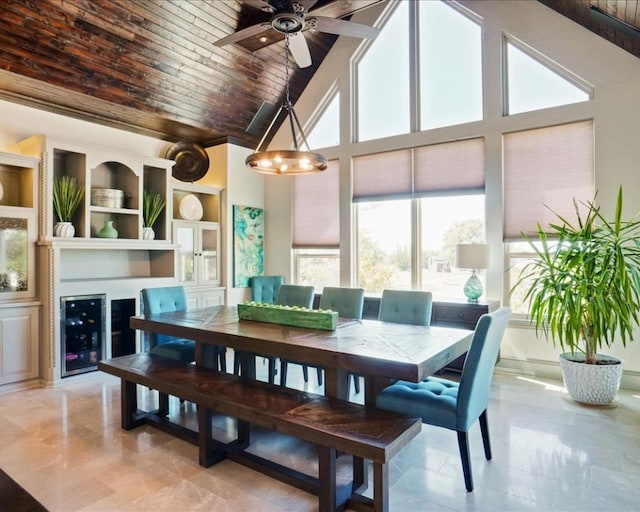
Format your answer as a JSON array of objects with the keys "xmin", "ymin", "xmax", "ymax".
[
  {"xmin": 199, "ymin": 224, "xmax": 219, "ymax": 286},
  {"xmin": 174, "ymin": 223, "xmax": 196, "ymax": 285},
  {"xmin": 0, "ymin": 306, "xmax": 39, "ymax": 384}
]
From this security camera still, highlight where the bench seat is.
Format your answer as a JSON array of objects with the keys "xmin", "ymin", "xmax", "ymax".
[{"xmin": 99, "ymin": 353, "xmax": 421, "ymax": 512}]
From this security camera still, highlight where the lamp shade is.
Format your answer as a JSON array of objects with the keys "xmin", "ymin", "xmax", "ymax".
[{"xmin": 456, "ymin": 244, "xmax": 490, "ymax": 270}]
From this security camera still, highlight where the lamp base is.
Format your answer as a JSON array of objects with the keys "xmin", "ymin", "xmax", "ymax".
[{"xmin": 463, "ymin": 271, "xmax": 483, "ymax": 303}]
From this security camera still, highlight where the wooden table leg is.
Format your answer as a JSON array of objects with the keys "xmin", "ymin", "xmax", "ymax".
[
  {"xmin": 198, "ymin": 406, "xmax": 213, "ymax": 467},
  {"xmin": 121, "ymin": 380, "xmax": 137, "ymax": 430},
  {"xmin": 323, "ymin": 368, "xmax": 349, "ymax": 400},
  {"xmin": 373, "ymin": 461, "xmax": 389, "ymax": 512},
  {"xmin": 319, "ymin": 445, "xmax": 337, "ymax": 512}
]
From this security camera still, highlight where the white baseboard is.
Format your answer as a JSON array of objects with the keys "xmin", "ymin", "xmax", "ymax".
[{"xmin": 496, "ymin": 357, "xmax": 640, "ymax": 391}]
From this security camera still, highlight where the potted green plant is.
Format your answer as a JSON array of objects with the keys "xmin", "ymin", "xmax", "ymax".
[
  {"xmin": 53, "ymin": 175, "xmax": 84, "ymax": 237},
  {"xmin": 511, "ymin": 187, "xmax": 640, "ymax": 404},
  {"xmin": 142, "ymin": 190, "xmax": 166, "ymax": 240}
]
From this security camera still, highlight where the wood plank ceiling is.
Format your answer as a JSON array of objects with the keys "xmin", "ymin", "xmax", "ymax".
[{"xmin": 0, "ymin": 1, "xmax": 638, "ymax": 149}]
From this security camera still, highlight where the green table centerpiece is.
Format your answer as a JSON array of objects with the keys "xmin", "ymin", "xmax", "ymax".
[{"xmin": 237, "ymin": 302, "xmax": 338, "ymax": 331}]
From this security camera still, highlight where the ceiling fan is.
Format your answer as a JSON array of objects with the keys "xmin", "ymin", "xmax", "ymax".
[{"xmin": 214, "ymin": 0, "xmax": 382, "ymax": 68}]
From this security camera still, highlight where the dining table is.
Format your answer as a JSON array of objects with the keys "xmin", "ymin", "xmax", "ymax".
[{"xmin": 130, "ymin": 305, "xmax": 474, "ymax": 405}]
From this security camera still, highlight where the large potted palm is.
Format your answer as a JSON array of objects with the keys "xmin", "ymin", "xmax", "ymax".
[{"xmin": 512, "ymin": 187, "xmax": 640, "ymax": 404}]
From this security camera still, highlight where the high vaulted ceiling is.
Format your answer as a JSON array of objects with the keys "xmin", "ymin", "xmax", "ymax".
[{"xmin": 0, "ymin": 1, "xmax": 638, "ymax": 149}]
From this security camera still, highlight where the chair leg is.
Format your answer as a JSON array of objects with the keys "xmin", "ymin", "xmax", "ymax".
[
  {"xmin": 218, "ymin": 348, "xmax": 227, "ymax": 373},
  {"xmin": 479, "ymin": 409, "xmax": 492, "ymax": 460},
  {"xmin": 316, "ymin": 367, "xmax": 323, "ymax": 386},
  {"xmin": 456, "ymin": 430, "xmax": 474, "ymax": 492},
  {"xmin": 268, "ymin": 357, "xmax": 277, "ymax": 384},
  {"xmin": 302, "ymin": 364, "xmax": 309, "ymax": 382},
  {"xmin": 352, "ymin": 373, "xmax": 360, "ymax": 394},
  {"xmin": 281, "ymin": 360, "xmax": 289, "ymax": 387},
  {"xmin": 233, "ymin": 351, "xmax": 241, "ymax": 376}
]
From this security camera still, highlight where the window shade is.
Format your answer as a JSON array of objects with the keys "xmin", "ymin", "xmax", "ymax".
[
  {"xmin": 352, "ymin": 149, "xmax": 413, "ymax": 201},
  {"xmin": 293, "ymin": 160, "xmax": 339, "ymax": 248},
  {"xmin": 503, "ymin": 120, "xmax": 594, "ymax": 240},
  {"xmin": 414, "ymin": 138, "xmax": 484, "ymax": 195},
  {"xmin": 353, "ymin": 139, "xmax": 484, "ymax": 201}
]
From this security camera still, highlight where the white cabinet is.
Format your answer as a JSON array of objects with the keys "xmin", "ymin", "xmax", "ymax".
[
  {"xmin": 171, "ymin": 181, "xmax": 224, "ymax": 307},
  {"xmin": 0, "ymin": 152, "xmax": 40, "ymax": 385},
  {"xmin": 185, "ymin": 288, "xmax": 225, "ymax": 310},
  {"xmin": 173, "ymin": 221, "xmax": 220, "ymax": 287},
  {"xmin": 17, "ymin": 135, "xmax": 173, "ymax": 242},
  {"xmin": 0, "ymin": 305, "xmax": 39, "ymax": 385}
]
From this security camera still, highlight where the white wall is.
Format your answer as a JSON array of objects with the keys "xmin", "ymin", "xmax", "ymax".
[
  {"xmin": 263, "ymin": 0, "xmax": 640, "ymax": 387},
  {"xmin": 206, "ymin": 143, "xmax": 264, "ymax": 306}
]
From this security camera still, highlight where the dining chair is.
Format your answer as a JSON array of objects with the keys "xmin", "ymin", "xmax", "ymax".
[
  {"xmin": 141, "ymin": 286, "xmax": 226, "ymax": 371},
  {"xmin": 275, "ymin": 285, "xmax": 316, "ymax": 386},
  {"xmin": 313, "ymin": 287, "xmax": 366, "ymax": 392},
  {"xmin": 378, "ymin": 289, "xmax": 433, "ymax": 326},
  {"xmin": 376, "ymin": 307, "xmax": 512, "ymax": 492},
  {"xmin": 250, "ymin": 275, "xmax": 284, "ymax": 304},
  {"xmin": 233, "ymin": 275, "xmax": 285, "ymax": 382}
]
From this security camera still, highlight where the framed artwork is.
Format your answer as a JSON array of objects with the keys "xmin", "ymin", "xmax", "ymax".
[{"xmin": 233, "ymin": 205, "xmax": 264, "ymax": 287}]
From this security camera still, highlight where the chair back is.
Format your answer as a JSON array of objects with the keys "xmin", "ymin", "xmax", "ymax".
[
  {"xmin": 319, "ymin": 287, "xmax": 365, "ymax": 319},
  {"xmin": 276, "ymin": 284, "xmax": 315, "ymax": 308},
  {"xmin": 251, "ymin": 275, "xmax": 284, "ymax": 304},
  {"xmin": 457, "ymin": 307, "xmax": 511, "ymax": 430},
  {"xmin": 141, "ymin": 286, "xmax": 188, "ymax": 348},
  {"xmin": 378, "ymin": 289, "xmax": 433, "ymax": 326}
]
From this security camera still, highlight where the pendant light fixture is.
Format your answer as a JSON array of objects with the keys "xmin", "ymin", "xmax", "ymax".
[{"xmin": 246, "ymin": 34, "xmax": 328, "ymax": 175}]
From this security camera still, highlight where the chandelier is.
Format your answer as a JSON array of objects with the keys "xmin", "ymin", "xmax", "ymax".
[{"xmin": 246, "ymin": 34, "xmax": 327, "ymax": 175}]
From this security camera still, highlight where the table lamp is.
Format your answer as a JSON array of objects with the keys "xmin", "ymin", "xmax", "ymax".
[{"xmin": 455, "ymin": 243, "xmax": 490, "ymax": 302}]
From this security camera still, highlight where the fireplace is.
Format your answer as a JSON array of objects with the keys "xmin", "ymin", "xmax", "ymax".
[{"xmin": 60, "ymin": 294, "xmax": 106, "ymax": 377}]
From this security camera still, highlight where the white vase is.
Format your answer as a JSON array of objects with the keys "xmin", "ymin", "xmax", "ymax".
[
  {"xmin": 142, "ymin": 227, "xmax": 155, "ymax": 240},
  {"xmin": 54, "ymin": 222, "xmax": 75, "ymax": 238},
  {"xmin": 559, "ymin": 353, "xmax": 624, "ymax": 404}
]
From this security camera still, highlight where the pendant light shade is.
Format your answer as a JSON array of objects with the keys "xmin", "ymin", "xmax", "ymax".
[{"xmin": 246, "ymin": 34, "xmax": 327, "ymax": 176}]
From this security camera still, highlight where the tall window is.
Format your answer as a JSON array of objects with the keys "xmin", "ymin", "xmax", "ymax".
[
  {"xmin": 506, "ymin": 40, "xmax": 591, "ymax": 115},
  {"xmin": 306, "ymin": 92, "xmax": 339, "ymax": 150},
  {"xmin": 419, "ymin": 1, "xmax": 482, "ymax": 129},
  {"xmin": 354, "ymin": 139, "xmax": 485, "ymax": 296},
  {"xmin": 504, "ymin": 120, "xmax": 594, "ymax": 315},
  {"xmin": 356, "ymin": 1, "xmax": 410, "ymax": 142},
  {"xmin": 293, "ymin": 160, "xmax": 340, "ymax": 291}
]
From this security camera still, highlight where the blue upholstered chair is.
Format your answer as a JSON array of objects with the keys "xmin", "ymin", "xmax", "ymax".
[
  {"xmin": 141, "ymin": 286, "xmax": 226, "ymax": 370},
  {"xmin": 314, "ymin": 287, "xmax": 365, "ymax": 392},
  {"xmin": 233, "ymin": 275, "xmax": 285, "ymax": 383},
  {"xmin": 376, "ymin": 307, "xmax": 512, "ymax": 492},
  {"xmin": 275, "ymin": 285, "xmax": 316, "ymax": 386},
  {"xmin": 251, "ymin": 275, "xmax": 284, "ymax": 304},
  {"xmin": 378, "ymin": 289, "xmax": 433, "ymax": 326},
  {"xmin": 276, "ymin": 284, "xmax": 315, "ymax": 308}
]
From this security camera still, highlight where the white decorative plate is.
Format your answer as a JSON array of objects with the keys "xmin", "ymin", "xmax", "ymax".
[{"xmin": 179, "ymin": 194, "xmax": 203, "ymax": 221}]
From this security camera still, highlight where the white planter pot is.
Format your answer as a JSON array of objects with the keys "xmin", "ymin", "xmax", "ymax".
[
  {"xmin": 54, "ymin": 222, "xmax": 75, "ymax": 238},
  {"xmin": 142, "ymin": 227, "xmax": 155, "ymax": 240},
  {"xmin": 559, "ymin": 353, "xmax": 624, "ymax": 404}
]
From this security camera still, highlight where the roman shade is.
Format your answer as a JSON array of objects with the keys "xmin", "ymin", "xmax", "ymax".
[
  {"xmin": 352, "ymin": 138, "xmax": 484, "ymax": 202},
  {"xmin": 503, "ymin": 120, "xmax": 594, "ymax": 240},
  {"xmin": 293, "ymin": 159, "xmax": 339, "ymax": 248}
]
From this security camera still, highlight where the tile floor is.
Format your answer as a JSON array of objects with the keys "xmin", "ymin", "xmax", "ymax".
[{"xmin": 0, "ymin": 358, "xmax": 639, "ymax": 512}]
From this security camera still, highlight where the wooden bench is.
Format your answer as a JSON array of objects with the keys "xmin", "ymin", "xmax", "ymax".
[{"xmin": 98, "ymin": 353, "xmax": 421, "ymax": 512}]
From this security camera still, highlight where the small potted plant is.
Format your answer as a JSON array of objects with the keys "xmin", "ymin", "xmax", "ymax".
[
  {"xmin": 511, "ymin": 187, "xmax": 640, "ymax": 404},
  {"xmin": 142, "ymin": 190, "xmax": 166, "ymax": 240},
  {"xmin": 53, "ymin": 175, "xmax": 84, "ymax": 237}
]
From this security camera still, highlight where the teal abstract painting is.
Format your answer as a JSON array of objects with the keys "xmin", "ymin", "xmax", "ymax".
[{"xmin": 233, "ymin": 205, "xmax": 264, "ymax": 287}]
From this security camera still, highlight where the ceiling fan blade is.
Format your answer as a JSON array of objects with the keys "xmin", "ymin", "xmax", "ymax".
[
  {"xmin": 310, "ymin": 16, "xmax": 379, "ymax": 39},
  {"xmin": 214, "ymin": 23, "xmax": 270, "ymax": 47},
  {"xmin": 243, "ymin": 0, "xmax": 273, "ymax": 9},
  {"xmin": 288, "ymin": 32, "xmax": 312, "ymax": 68}
]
